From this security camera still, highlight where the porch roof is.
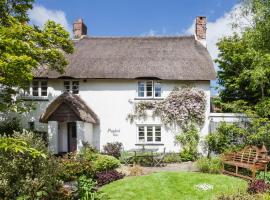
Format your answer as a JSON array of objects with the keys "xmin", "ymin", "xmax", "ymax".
[{"xmin": 39, "ymin": 92, "xmax": 99, "ymax": 124}]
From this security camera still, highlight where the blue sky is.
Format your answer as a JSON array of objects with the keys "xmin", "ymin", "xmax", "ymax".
[
  {"xmin": 30, "ymin": 0, "xmax": 241, "ymax": 95},
  {"xmin": 33, "ymin": 0, "xmax": 238, "ymax": 36}
]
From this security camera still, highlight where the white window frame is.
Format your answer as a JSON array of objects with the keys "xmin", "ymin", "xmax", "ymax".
[
  {"xmin": 154, "ymin": 81, "xmax": 162, "ymax": 98},
  {"xmin": 28, "ymin": 80, "xmax": 48, "ymax": 97},
  {"xmin": 63, "ymin": 80, "xmax": 80, "ymax": 94},
  {"xmin": 137, "ymin": 80, "xmax": 162, "ymax": 99},
  {"xmin": 137, "ymin": 125, "xmax": 162, "ymax": 143}
]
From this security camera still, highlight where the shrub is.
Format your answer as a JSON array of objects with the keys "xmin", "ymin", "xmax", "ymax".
[
  {"xmin": 179, "ymin": 150, "xmax": 198, "ymax": 162},
  {"xmin": 196, "ymin": 157, "xmax": 222, "ymax": 174},
  {"xmin": 216, "ymin": 192, "xmax": 263, "ymax": 200},
  {"xmin": 247, "ymin": 180, "xmax": 269, "ymax": 194},
  {"xmin": 245, "ymin": 118, "xmax": 270, "ymax": 148},
  {"xmin": 163, "ymin": 153, "xmax": 181, "ymax": 163},
  {"xmin": 82, "ymin": 142, "xmax": 98, "ymax": 153},
  {"xmin": 103, "ymin": 142, "xmax": 123, "ymax": 159},
  {"xmin": 92, "ymin": 154, "xmax": 120, "ymax": 173},
  {"xmin": 206, "ymin": 122, "xmax": 246, "ymax": 155},
  {"xmin": 59, "ymin": 147, "xmax": 120, "ymax": 182},
  {"xmin": 0, "ymin": 117, "xmax": 22, "ymax": 136},
  {"xmin": 78, "ymin": 176, "xmax": 108, "ymax": 200},
  {"xmin": 133, "ymin": 153, "xmax": 153, "ymax": 166},
  {"xmin": 52, "ymin": 187, "xmax": 75, "ymax": 200},
  {"xmin": 128, "ymin": 165, "xmax": 143, "ymax": 176},
  {"xmin": 257, "ymin": 172, "xmax": 270, "ymax": 184},
  {"xmin": 95, "ymin": 170, "xmax": 124, "ymax": 186},
  {"xmin": 58, "ymin": 153, "xmax": 93, "ymax": 182},
  {"xmin": 78, "ymin": 144, "xmax": 99, "ymax": 161},
  {"xmin": 13, "ymin": 129, "xmax": 48, "ymax": 152},
  {"xmin": 0, "ymin": 136, "xmax": 61, "ymax": 200},
  {"xmin": 176, "ymin": 124, "xmax": 200, "ymax": 161}
]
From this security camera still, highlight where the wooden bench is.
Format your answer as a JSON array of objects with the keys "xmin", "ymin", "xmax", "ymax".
[{"xmin": 221, "ymin": 145, "xmax": 269, "ymax": 181}]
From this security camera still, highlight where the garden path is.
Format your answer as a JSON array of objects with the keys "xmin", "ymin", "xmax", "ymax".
[{"xmin": 118, "ymin": 162, "xmax": 198, "ymax": 176}]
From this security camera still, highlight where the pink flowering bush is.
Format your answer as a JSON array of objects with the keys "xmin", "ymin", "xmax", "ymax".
[
  {"xmin": 128, "ymin": 87, "xmax": 206, "ymax": 128},
  {"xmin": 154, "ymin": 87, "xmax": 206, "ymax": 127}
]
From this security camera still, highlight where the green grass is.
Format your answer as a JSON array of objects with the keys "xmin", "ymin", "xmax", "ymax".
[{"xmin": 101, "ymin": 172, "xmax": 247, "ymax": 200}]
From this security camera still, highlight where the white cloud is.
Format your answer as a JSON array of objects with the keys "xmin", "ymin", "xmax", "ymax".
[
  {"xmin": 142, "ymin": 27, "xmax": 167, "ymax": 36},
  {"xmin": 28, "ymin": 5, "xmax": 72, "ymax": 33},
  {"xmin": 145, "ymin": 29, "xmax": 157, "ymax": 36},
  {"xmin": 185, "ymin": 4, "xmax": 249, "ymax": 60},
  {"xmin": 185, "ymin": 4, "xmax": 251, "ymax": 95}
]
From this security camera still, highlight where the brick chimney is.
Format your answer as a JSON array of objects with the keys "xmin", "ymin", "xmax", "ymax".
[
  {"xmin": 73, "ymin": 18, "xmax": 87, "ymax": 38},
  {"xmin": 195, "ymin": 16, "xmax": 207, "ymax": 47}
]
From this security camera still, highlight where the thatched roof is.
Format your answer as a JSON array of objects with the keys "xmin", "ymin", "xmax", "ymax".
[
  {"xmin": 40, "ymin": 92, "xmax": 99, "ymax": 124},
  {"xmin": 35, "ymin": 35, "xmax": 216, "ymax": 80}
]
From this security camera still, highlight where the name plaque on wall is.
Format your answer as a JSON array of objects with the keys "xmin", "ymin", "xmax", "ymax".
[{"xmin": 107, "ymin": 128, "xmax": 120, "ymax": 136}]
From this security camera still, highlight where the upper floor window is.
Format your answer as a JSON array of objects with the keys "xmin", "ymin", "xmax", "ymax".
[
  {"xmin": 63, "ymin": 80, "xmax": 79, "ymax": 94},
  {"xmin": 138, "ymin": 81, "xmax": 162, "ymax": 98},
  {"xmin": 138, "ymin": 125, "xmax": 162, "ymax": 143},
  {"xmin": 27, "ymin": 80, "xmax": 48, "ymax": 97}
]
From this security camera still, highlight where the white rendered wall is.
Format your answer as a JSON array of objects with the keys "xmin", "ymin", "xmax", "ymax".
[
  {"xmin": 76, "ymin": 121, "xmax": 94, "ymax": 151},
  {"xmin": 84, "ymin": 122, "xmax": 94, "ymax": 146},
  {"xmin": 48, "ymin": 121, "xmax": 58, "ymax": 154},
  {"xmin": 20, "ymin": 79, "xmax": 211, "ymax": 153},
  {"xmin": 76, "ymin": 121, "xmax": 84, "ymax": 151},
  {"xmin": 58, "ymin": 122, "xmax": 68, "ymax": 152}
]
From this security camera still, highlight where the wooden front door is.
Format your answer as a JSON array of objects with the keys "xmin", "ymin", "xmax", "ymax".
[{"xmin": 68, "ymin": 122, "xmax": 77, "ymax": 152}]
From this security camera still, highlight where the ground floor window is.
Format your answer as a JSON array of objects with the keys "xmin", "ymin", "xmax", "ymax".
[
  {"xmin": 28, "ymin": 122, "xmax": 35, "ymax": 130},
  {"xmin": 138, "ymin": 125, "xmax": 161, "ymax": 143}
]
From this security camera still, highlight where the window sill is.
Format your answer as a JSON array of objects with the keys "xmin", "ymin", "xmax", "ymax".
[
  {"xmin": 61, "ymin": 91, "xmax": 79, "ymax": 95},
  {"xmin": 135, "ymin": 143, "xmax": 164, "ymax": 146},
  {"xmin": 19, "ymin": 96, "xmax": 49, "ymax": 101},
  {"xmin": 134, "ymin": 97, "xmax": 164, "ymax": 100}
]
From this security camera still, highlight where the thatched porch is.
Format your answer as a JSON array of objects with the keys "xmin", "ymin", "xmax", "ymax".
[{"xmin": 40, "ymin": 92, "xmax": 99, "ymax": 154}]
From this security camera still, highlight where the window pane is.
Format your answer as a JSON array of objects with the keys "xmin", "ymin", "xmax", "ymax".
[
  {"xmin": 32, "ymin": 81, "xmax": 39, "ymax": 96},
  {"xmin": 146, "ymin": 81, "xmax": 153, "ymax": 97},
  {"xmin": 138, "ymin": 81, "xmax": 145, "ymax": 97},
  {"xmin": 154, "ymin": 82, "xmax": 162, "ymax": 97},
  {"xmin": 138, "ymin": 126, "xmax": 145, "ymax": 142},
  {"xmin": 41, "ymin": 81, "xmax": 47, "ymax": 96},
  {"xmin": 28, "ymin": 122, "xmax": 35, "ymax": 130},
  {"xmin": 64, "ymin": 81, "xmax": 70, "ymax": 92},
  {"xmin": 24, "ymin": 83, "xmax": 30, "ymax": 95},
  {"xmin": 72, "ymin": 81, "xmax": 79, "ymax": 94},
  {"xmin": 155, "ymin": 126, "xmax": 161, "ymax": 142},
  {"xmin": 147, "ymin": 126, "xmax": 153, "ymax": 142}
]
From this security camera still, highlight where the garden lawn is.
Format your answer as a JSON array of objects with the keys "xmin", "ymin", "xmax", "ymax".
[{"xmin": 101, "ymin": 172, "xmax": 247, "ymax": 200}]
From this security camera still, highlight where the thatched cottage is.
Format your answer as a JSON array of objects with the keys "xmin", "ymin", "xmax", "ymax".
[{"xmin": 21, "ymin": 17, "xmax": 216, "ymax": 154}]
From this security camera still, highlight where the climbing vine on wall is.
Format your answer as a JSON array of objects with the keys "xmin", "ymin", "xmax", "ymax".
[{"xmin": 127, "ymin": 87, "xmax": 206, "ymax": 128}]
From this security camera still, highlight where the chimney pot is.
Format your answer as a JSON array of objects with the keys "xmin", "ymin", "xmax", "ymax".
[
  {"xmin": 73, "ymin": 18, "xmax": 87, "ymax": 38},
  {"xmin": 195, "ymin": 16, "xmax": 207, "ymax": 46}
]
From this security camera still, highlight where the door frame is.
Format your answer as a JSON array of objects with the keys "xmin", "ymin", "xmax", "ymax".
[{"xmin": 67, "ymin": 122, "xmax": 77, "ymax": 152}]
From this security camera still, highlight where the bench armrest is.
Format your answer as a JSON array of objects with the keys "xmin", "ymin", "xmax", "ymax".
[
  {"xmin": 255, "ymin": 159, "xmax": 269, "ymax": 164},
  {"xmin": 221, "ymin": 152, "xmax": 235, "ymax": 161}
]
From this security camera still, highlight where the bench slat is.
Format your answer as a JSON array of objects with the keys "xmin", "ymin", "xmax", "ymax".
[{"xmin": 221, "ymin": 145, "xmax": 269, "ymax": 181}]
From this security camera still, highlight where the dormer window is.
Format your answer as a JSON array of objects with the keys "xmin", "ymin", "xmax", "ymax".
[
  {"xmin": 63, "ymin": 80, "xmax": 79, "ymax": 94},
  {"xmin": 138, "ymin": 81, "xmax": 162, "ymax": 98}
]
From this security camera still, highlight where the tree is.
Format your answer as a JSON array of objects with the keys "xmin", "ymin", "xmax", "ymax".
[
  {"xmin": 216, "ymin": 0, "xmax": 270, "ymax": 118},
  {"xmin": 0, "ymin": 0, "xmax": 74, "ymax": 112}
]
